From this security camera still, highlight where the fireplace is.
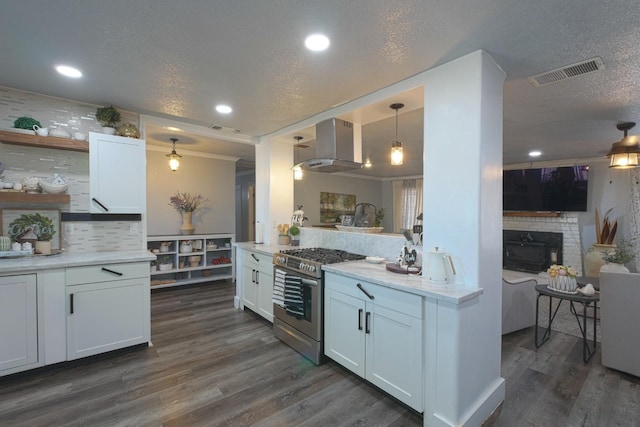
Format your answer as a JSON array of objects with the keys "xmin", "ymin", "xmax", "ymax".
[{"xmin": 503, "ymin": 230, "xmax": 563, "ymax": 273}]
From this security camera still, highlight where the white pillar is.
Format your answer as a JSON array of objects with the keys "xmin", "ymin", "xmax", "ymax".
[
  {"xmin": 422, "ymin": 50, "xmax": 506, "ymax": 426},
  {"xmin": 255, "ymin": 136, "xmax": 294, "ymax": 244}
]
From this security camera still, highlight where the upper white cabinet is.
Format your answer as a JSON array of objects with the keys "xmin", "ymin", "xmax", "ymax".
[
  {"xmin": 0, "ymin": 274, "xmax": 38, "ymax": 372},
  {"xmin": 89, "ymin": 132, "xmax": 146, "ymax": 213}
]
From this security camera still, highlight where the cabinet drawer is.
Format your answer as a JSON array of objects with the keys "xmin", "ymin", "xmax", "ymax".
[
  {"xmin": 245, "ymin": 250, "xmax": 273, "ymax": 268},
  {"xmin": 325, "ymin": 272, "xmax": 422, "ymax": 319},
  {"xmin": 67, "ymin": 262, "xmax": 149, "ymax": 285}
]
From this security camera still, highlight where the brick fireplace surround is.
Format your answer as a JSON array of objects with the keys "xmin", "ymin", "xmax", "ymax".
[{"xmin": 503, "ymin": 213, "xmax": 583, "ymax": 275}]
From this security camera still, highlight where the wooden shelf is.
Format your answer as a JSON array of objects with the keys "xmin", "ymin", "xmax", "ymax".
[
  {"xmin": 503, "ymin": 211, "xmax": 560, "ymax": 218},
  {"xmin": 0, "ymin": 131, "xmax": 89, "ymax": 152},
  {"xmin": 0, "ymin": 192, "xmax": 70, "ymax": 204}
]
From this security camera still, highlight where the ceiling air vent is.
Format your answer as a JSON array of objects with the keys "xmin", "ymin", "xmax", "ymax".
[{"xmin": 528, "ymin": 57, "xmax": 605, "ymax": 87}]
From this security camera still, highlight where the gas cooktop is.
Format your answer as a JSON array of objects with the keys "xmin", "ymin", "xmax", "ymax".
[{"xmin": 279, "ymin": 247, "xmax": 366, "ymax": 264}]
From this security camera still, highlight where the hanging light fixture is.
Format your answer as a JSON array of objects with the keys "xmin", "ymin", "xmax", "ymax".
[
  {"xmin": 167, "ymin": 137, "xmax": 182, "ymax": 171},
  {"xmin": 390, "ymin": 103, "xmax": 404, "ymax": 165},
  {"xmin": 606, "ymin": 122, "xmax": 640, "ymax": 169},
  {"xmin": 293, "ymin": 135, "xmax": 304, "ymax": 180}
]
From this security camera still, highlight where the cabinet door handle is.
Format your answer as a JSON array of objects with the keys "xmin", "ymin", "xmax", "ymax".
[
  {"xmin": 256, "ymin": 270, "xmax": 260, "ymax": 285},
  {"xmin": 251, "ymin": 253, "xmax": 259, "ymax": 262},
  {"xmin": 365, "ymin": 311, "xmax": 371, "ymax": 334},
  {"xmin": 91, "ymin": 197, "xmax": 109, "ymax": 212},
  {"xmin": 357, "ymin": 283, "xmax": 375, "ymax": 300},
  {"xmin": 70, "ymin": 294, "xmax": 74, "ymax": 314},
  {"xmin": 358, "ymin": 308, "xmax": 363, "ymax": 330},
  {"xmin": 101, "ymin": 267, "xmax": 123, "ymax": 276},
  {"xmin": 251, "ymin": 269, "xmax": 256, "ymax": 283}
]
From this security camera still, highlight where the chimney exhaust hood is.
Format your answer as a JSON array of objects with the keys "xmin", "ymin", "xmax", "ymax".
[{"xmin": 295, "ymin": 118, "xmax": 363, "ymax": 173}]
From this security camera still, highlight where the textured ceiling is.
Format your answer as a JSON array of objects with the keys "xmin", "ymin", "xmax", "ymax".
[{"xmin": 1, "ymin": 0, "xmax": 640, "ymax": 177}]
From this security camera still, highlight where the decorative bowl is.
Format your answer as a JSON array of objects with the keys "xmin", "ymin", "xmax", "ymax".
[{"xmin": 39, "ymin": 181, "xmax": 68, "ymax": 194}]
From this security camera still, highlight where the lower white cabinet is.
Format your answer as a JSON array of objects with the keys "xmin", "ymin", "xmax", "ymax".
[
  {"xmin": 240, "ymin": 249, "xmax": 274, "ymax": 322},
  {"xmin": 324, "ymin": 272, "xmax": 424, "ymax": 412},
  {"xmin": 0, "ymin": 274, "xmax": 38, "ymax": 372},
  {"xmin": 66, "ymin": 262, "xmax": 150, "ymax": 360}
]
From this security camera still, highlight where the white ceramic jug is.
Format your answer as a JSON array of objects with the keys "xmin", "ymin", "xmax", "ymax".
[{"xmin": 425, "ymin": 247, "xmax": 458, "ymax": 284}]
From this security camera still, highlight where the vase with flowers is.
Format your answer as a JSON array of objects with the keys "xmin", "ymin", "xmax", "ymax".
[
  {"xmin": 584, "ymin": 207, "xmax": 618, "ymax": 277},
  {"xmin": 547, "ymin": 264, "xmax": 578, "ymax": 294},
  {"xmin": 169, "ymin": 191, "xmax": 208, "ymax": 235}
]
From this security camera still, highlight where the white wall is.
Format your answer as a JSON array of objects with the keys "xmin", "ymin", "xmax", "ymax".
[{"xmin": 146, "ymin": 150, "xmax": 235, "ymax": 236}]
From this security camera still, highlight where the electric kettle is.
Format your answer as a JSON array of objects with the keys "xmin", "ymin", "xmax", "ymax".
[{"xmin": 425, "ymin": 247, "xmax": 458, "ymax": 284}]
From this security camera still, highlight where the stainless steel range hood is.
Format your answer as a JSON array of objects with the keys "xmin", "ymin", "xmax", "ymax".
[{"xmin": 295, "ymin": 118, "xmax": 363, "ymax": 173}]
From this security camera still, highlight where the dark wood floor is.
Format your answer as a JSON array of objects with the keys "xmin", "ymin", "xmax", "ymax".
[{"xmin": 1, "ymin": 282, "xmax": 639, "ymax": 427}]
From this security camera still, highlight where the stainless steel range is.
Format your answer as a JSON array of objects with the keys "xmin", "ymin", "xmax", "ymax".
[{"xmin": 272, "ymin": 248, "xmax": 366, "ymax": 364}]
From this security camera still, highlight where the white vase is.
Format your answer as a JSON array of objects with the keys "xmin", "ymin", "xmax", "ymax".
[
  {"xmin": 102, "ymin": 126, "xmax": 116, "ymax": 135},
  {"xmin": 600, "ymin": 262, "xmax": 630, "ymax": 273}
]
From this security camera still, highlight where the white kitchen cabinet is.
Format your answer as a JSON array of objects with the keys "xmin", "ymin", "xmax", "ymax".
[
  {"xmin": 0, "ymin": 274, "xmax": 38, "ymax": 372},
  {"xmin": 240, "ymin": 249, "xmax": 274, "ymax": 322},
  {"xmin": 89, "ymin": 132, "xmax": 146, "ymax": 213},
  {"xmin": 66, "ymin": 262, "xmax": 150, "ymax": 360},
  {"xmin": 324, "ymin": 272, "xmax": 424, "ymax": 412},
  {"xmin": 148, "ymin": 234, "xmax": 234, "ymax": 288}
]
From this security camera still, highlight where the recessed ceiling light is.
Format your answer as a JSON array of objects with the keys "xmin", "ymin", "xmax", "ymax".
[
  {"xmin": 529, "ymin": 150, "xmax": 542, "ymax": 157},
  {"xmin": 305, "ymin": 34, "xmax": 330, "ymax": 52},
  {"xmin": 215, "ymin": 104, "xmax": 232, "ymax": 114},
  {"xmin": 166, "ymin": 126, "xmax": 181, "ymax": 132},
  {"xmin": 55, "ymin": 65, "xmax": 82, "ymax": 78}
]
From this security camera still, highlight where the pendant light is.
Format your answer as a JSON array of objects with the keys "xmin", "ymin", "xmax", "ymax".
[
  {"xmin": 293, "ymin": 135, "xmax": 304, "ymax": 180},
  {"xmin": 390, "ymin": 103, "xmax": 404, "ymax": 166},
  {"xmin": 606, "ymin": 122, "xmax": 640, "ymax": 169},
  {"xmin": 167, "ymin": 137, "xmax": 182, "ymax": 171}
]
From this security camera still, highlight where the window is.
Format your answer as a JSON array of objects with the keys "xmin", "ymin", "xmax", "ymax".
[{"xmin": 392, "ymin": 179, "xmax": 423, "ymax": 233}]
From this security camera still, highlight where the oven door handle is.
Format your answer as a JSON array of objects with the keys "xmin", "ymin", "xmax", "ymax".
[
  {"xmin": 357, "ymin": 283, "xmax": 375, "ymax": 300},
  {"xmin": 358, "ymin": 308, "xmax": 363, "ymax": 331}
]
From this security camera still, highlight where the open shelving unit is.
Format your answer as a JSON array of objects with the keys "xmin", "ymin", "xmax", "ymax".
[
  {"xmin": 147, "ymin": 233, "xmax": 234, "ymax": 289},
  {"xmin": 0, "ymin": 130, "xmax": 89, "ymax": 152}
]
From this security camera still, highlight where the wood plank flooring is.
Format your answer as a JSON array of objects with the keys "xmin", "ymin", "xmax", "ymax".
[{"xmin": 1, "ymin": 281, "xmax": 638, "ymax": 427}]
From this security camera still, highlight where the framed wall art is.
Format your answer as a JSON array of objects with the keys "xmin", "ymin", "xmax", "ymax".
[{"xmin": 320, "ymin": 192, "xmax": 356, "ymax": 224}]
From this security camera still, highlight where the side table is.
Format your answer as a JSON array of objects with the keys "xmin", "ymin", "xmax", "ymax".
[{"xmin": 534, "ymin": 284, "xmax": 599, "ymax": 362}]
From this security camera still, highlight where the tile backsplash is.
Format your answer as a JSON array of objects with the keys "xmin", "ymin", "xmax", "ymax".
[{"xmin": 0, "ymin": 86, "xmax": 143, "ymax": 253}]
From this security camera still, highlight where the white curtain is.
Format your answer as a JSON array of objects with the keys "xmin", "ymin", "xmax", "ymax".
[
  {"xmin": 630, "ymin": 168, "xmax": 640, "ymax": 272},
  {"xmin": 393, "ymin": 179, "xmax": 423, "ymax": 233}
]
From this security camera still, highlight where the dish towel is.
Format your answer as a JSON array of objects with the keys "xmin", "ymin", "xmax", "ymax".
[
  {"xmin": 273, "ymin": 268, "xmax": 286, "ymax": 307},
  {"xmin": 284, "ymin": 274, "xmax": 305, "ymax": 318}
]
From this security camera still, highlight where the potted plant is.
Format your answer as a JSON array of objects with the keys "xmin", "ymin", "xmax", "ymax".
[
  {"xmin": 277, "ymin": 223, "xmax": 290, "ymax": 245},
  {"xmin": 374, "ymin": 207, "xmax": 385, "ymax": 227},
  {"xmin": 150, "ymin": 259, "xmax": 157, "ymax": 273},
  {"xmin": 289, "ymin": 225, "xmax": 300, "ymax": 246},
  {"xmin": 95, "ymin": 105, "xmax": 121, "ymax": 135},
  {"xmin": 158, "ymin": 255, "xmax": 173, "ymax": 271},
  {"xmin": 8, "ymin": 213, "xmax": 55, "ymax": 254},
  {"xmin": 13, "ymin": 116, "xmax": 41, "ymax": 131},
  {"xmin": 601, "ymin": 238, "xmax": 636, "ymax": 273}
]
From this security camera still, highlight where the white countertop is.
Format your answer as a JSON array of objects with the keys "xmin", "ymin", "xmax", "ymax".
[
  {"xmin": 323, "ymin": 260, "xmax": 483, "ymax": 304},
  {"xmin": 234, "ymin": 242, "xmax": 304, "ymax": 256},
  {"xmin": 0, "ymin": 250, "xmax": 156, "ymax": 274}
]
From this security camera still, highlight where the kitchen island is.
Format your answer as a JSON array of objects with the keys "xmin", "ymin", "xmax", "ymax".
[{"xmin": 0, "ymin": 250, "xmax": 155, "ymax": 377}]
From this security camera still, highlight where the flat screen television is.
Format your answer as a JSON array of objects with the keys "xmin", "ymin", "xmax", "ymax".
[{"xmin": 503, "ymin": 165, "xmax": 589, "ymax": 212}]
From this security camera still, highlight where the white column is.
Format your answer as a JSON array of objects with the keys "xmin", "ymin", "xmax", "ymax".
[
  {"xmin": 422, "ymin": 50, "xmax": 506, "ymax": 426},
  {"xmin": 255, "ymin": 136, "xmax": 294, "ymax": 245}
]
